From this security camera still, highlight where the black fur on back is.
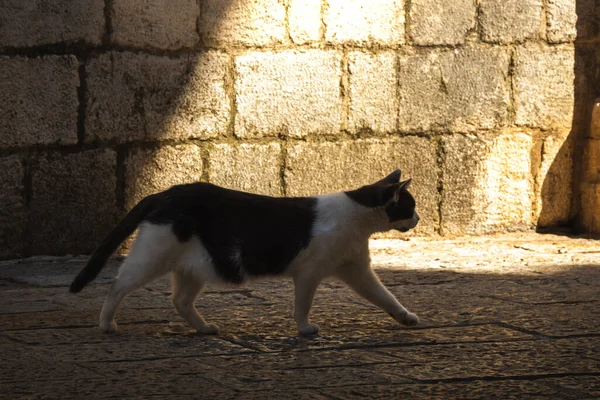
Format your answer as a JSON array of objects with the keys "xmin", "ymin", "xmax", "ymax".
[{"xmin": 146, "ymin": 183, "xmax": 316, "ymax": 283}]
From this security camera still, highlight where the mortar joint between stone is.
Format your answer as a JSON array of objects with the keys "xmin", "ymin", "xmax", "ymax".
[
  {"xmin": 404, "ymin": 0, "xmax": 412, "ymax": 46},
  {"xmin": 434, "ymin": 136, "xmax": 446, "ymax": 235},
  {"xmin": 115, "ymin": 149, "xmax": 126, "ymax": 213},
  {"xmin": 102, "ymin": 0, "xmax": 115, "ymax": 47},
  {"xmin": 76, "ymin": 57, "xmax": 87, "ymax": 146},
  {"xmin": 320, "ymin": 0, "xmax": 329, "ymax": 42},
  {"xmin": 340, "ymin": 48, "xmax": 350, "ymax": 135},
  {"xmin": 225, "ymin": 52, "xmax": 237, "ymax": 138},
  {"xmin": 280, "ymin": 142, "xmax": 289, "ymax": 197}
]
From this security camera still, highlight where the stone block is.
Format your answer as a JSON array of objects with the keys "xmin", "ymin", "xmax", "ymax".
[
  {"xmin": 535, "ymin": 132, "xmax": 572, "ymax": 227},
  {"xmin": 409, "ymin": 0, "xmax": 476, "ymax": 45},
  {"xmin": 325, "ymin": 0, "xmax": 404, "ymax": 46},
  {"xmin": 124, "ymin": 144, "xmax": 204, "ymax": 209},
  {"xmin": 285, "ymin": 138, "xmax": 439, "ymax": 234},
  {"xmin": 580, "ymin": 183, "xmax": 600, "ymax": 233},
  {"xmin": 549, "ymin": 0, "xmax": 598, "ymax": 42},
  {"xmin": 584, "ymin": 138, "xmax": 600, "ymax": 183},
  {"xmin": 0, "ymin": 56, "xmax": 78, "ymax": 148},
  {"xmin": 199, "ymin": 0, "xmax": 287, "ymax": 47},
  {"xmin": 289, "ymin": 0, "xmax": 322, "ymax": 44},
  {"xmin": 0, "ymin": 0, "xmax": 104, "ymax": 48},
  {"xmin": 514, "ymin": 44, "xmax": 574, "ymax": 129},
  {"xmin": 590, "ymin": 100, "xmax": 600, "ymax": 139},
  {"xmin": 208, "ymin": 142, "xmax": 282, "ymax": 196},
  {"xmin": 546, "ymin": 0, "xmax": 577, "ymax": 43},
  {"xmin": 398, "ymin": 46, "xmax": 510, "ymax": 132},
  {"xmin": 348, "ymin": 52, "xmax": 398, "ymax": 133},
  {"xmin": 86, "ymin": 51, "xmax": 229, "ymax": 143},
  {"xmin": 480, "ymin": 0, "xmax": 543, "ymax": 43},
  {"xmin": 111, "ymin": 0, "xmax": 199, "ymax": 50},
  {"xmin": 441, "ymin": 131, "xmax": 533, "ymax": 235},
  {"xmin": 0, "ymin": 156, "xmax": 25, "ymax": 258},
  {"xmin": 235, "ymin": 50, "xmax": 342, "ymax": 138},
  {"xmin": 29, "ymin": 150, "xmax": 118, "ymax": 255}
]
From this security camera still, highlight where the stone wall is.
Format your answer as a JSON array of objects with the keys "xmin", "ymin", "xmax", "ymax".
[{"xmin": 0, "ymin": 0, "xmax": 598, "ymax": 258}]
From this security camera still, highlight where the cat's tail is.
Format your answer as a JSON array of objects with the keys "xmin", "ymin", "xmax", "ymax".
[{"xmin": 69, "ymin": 194, "xmax": 158, "ymax": 293}]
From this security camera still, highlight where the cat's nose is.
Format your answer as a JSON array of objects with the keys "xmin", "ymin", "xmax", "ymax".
[{"xmin": 414, "ymin": 212, "xmax": 420, "ymax": 221}]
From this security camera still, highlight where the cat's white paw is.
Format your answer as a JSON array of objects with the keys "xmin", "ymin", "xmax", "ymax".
[
  {"xmin": 100, "ymin": 319, "xmax": 118, "ymax": 333},
  {"xmin": 298, "ymin": 323, "xmax": 320, "ymax": 336},
  {"xmin": 196, "ymin": 323, "xmax": 219, "ymax": 335},
  {"xmin": 400, "ymin": 312, "xmax": 419, "ymax": 327}
]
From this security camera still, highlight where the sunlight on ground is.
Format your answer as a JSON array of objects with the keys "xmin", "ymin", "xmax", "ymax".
[{"xmin": 369, "ymin": 233, "xmax": 600, "ymax": 275}]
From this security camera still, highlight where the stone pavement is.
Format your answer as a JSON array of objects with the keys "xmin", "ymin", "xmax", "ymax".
[{"xmin": 1, "ymin": 233, "xmax": 599, "ymax": 399}]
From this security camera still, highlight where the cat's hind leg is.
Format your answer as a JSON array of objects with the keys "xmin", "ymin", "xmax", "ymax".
[
  {"xmin": 337, "ymin": 265, "xmax": 419, "ymax": 327},
  {"xmin": 99, "ymin": 224, "xmax": 176, "ymax": 333},
  {"xmin": 171, "ymin": 271, "xmax": 219, "ymax": 335}
]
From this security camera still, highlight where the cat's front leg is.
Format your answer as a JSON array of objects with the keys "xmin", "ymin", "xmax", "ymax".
[
  {"xmin": 337, "ymin": 265, "xmax": 419, "ymax": 327},
  {"xmin": 293, "ymin": 274, "xmax": 322, "ymax": 335}
]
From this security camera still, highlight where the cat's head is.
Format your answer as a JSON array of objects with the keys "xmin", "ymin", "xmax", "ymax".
[{"xmin": 346, "ymin": 170, "xmax": 419, "ymax": 233}]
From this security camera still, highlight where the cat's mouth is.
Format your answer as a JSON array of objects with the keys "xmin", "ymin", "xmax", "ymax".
[{"xmin": 395, "ymin": 227, "xmax": 410, "ymax": 233}]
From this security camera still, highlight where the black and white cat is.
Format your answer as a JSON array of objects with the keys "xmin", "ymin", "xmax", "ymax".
[{"xmin": 70, "ymin": 170, "xmax": 420, "ymax": 335}]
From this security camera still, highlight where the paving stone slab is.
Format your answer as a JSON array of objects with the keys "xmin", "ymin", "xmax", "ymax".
[
  {"xmin": 1, "ymin": 233, "xmax": 599, "ymax": 398},
  {"xmin": 4, "ymin": 375, "xmax": 236, "ymax": 400},
  {"xmin": 375, "ymin": 338, "xmax": 600, "ymax": 381},
  {"xmin": 32, "ymin": 335, "xmax": 251, "ymax": 363},
  {"xmin": 319, "ymin": 380, "xmax": 583, "ymax": 400}
]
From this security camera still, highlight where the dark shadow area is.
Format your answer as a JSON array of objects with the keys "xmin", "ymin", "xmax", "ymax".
[
  {"xmin": 539, "ymin": 0, "xmax": 600, "ymax": 232},
  {"xmin": 0, "ymin": 261, "xmax": 598, "ymax": 397},
  {"xmin": 15, "ymin": 1, "xmax": 236, "ymax": 256}
]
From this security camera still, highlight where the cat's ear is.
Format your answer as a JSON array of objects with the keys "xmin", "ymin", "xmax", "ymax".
[
  {"xmin": 392, "ymin": 179, "xmax": 412, "ymax": 202},
  {"xmin": 377, "ymin": 169, "xmax": 401, "ymax": 185},
  {"xmin": 384, "ymin": 179, "xmax": 412, "ymax": 203},
  {"xmin": 382, "ymin": 183, "xmax": 401, "ymax": 203},
  {"xmin": 399, "ymin": 178, "xmax": 412, "ymax": 191}
]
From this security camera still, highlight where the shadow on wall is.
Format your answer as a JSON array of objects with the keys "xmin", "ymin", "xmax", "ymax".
[
  {"xmin": 30, "ymin": 1, "xmax": 237, "ymax": 255},
  {"xmin": 537, "ymin": 0, "xmax": 599, "ymax": 231}
]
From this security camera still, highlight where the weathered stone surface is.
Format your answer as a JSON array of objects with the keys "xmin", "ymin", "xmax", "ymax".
[
  {"xmin": 0, "ymin": 156, "xmax": 25, "ymax": 258},
  {"xmin": 441, "ymin": 131, "xmax": 533, "ymax": 235},
  {"xmin": 325, "ymin": 0, "xmax": 404, "ymax": 46},
  {"xmin": 2, "ymin": 233, "xmax": 600, "ymax": 397},
  {"xmin": 590, "ymin": 100, "xmax": 600, "ymax": 139},
  {"xmin": 514, "ymin": 44, "xmax": 575, "ymax": 129},
  {"xmin": 0, "ymin": 56, "xmax": 78, "ymax": 147},
  {"xmin": 289, "ymin": 0, "xmax": 322, "ymax": 44},
  {"xmin": 199, "ymin": 0, "xmax": 287, "ymax": 47},
  {"xmin": 480, "ymin": 0, "xmax": 543, "ymax": 43},
  {"xmin": 581, "ymin": 182, "xmax": 600, "ymax": 232},
  {"xmin": 235, "ymin": 50, "xmax": 342, "ymax": 138},
  {"xmin": 548, "ymin": 0, "xmax": 598, "ymax": 41},
  {"xmin": 535, "ymin": 131, "xmax": 572, "ymax": 227},
  {"xmin": 208, "ymin": 142, "xmax": 282, "ymax": 196},
  {"xmin": 398, "ymin": 46, "xmax": 510, "ymax": 132},
  {"xmin": 378, "ymin": 339, "xmax": 598, "ymax": 381},
  {"xmin": 285, "ymin": 138, "xmax": 439, "ymax": 233},
  {"xmin": 0, "ymin": 0, "xmax": 104, "ymax": 48},
  {"xmin": 124, "ymin": 144, "xmax": 203, "ymax": 209},
  {"xmin": 325, "ymin": 381, "xmax": 574, "ymax": 400},
  {"xmin": 348, "ymin": 52, "xmax": 397, "ymax": 133},
  {"xmin": 546, "ymin": 0, "xmax": 577, "ymax": 43},
  {"xmin": 111, "ymin": 0, "xmax": 199, "ymax": 50},
  {"xmin": 2, "ymin": 232, "xmax": 600, "ymax": 394},
  {"xmin": 409, "ymin": 0, "xmax": 476, "ymax": 45},
  {"xmin": 86, "ymin": 51, "xmax": 229, "ymax": 143},
  {"xmin": 29, "ymin": 150, "xmax": 118, "ymax": 255}
]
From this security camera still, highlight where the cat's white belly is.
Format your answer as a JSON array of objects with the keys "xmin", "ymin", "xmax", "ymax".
[{"xmin": 174, "ymin": 236, "xmax": 225, "ymax": 284}]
